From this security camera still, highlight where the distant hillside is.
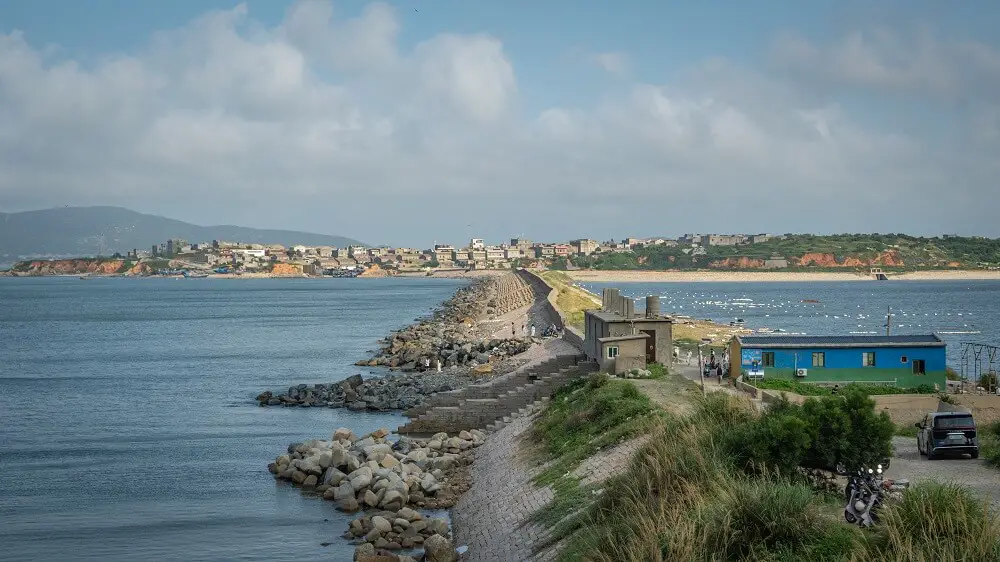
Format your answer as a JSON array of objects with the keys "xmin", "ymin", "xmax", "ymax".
[
  {"xmin": 0, "ymin": 206, "xmax": 365, "ymax": 263},
  {"xmin": 570, "ymin": 234, "xmax": 1000, "ymax": 271}
]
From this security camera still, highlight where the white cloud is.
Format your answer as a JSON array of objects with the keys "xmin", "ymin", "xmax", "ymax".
[
  {"xmin": 0, "ymin": 1, "xmax": 997, "ymax": 243},
  {"xmin": 591, "ymin": 51, "xmax": 630, "ymax": 77},
  {"xmin": 771, "ymin": 27, "xmax": 1000, "ymax": 100}
]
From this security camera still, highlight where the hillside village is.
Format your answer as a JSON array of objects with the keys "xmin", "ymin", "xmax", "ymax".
[
  {"xmin": 126, "ymin": 234, "xmax": 793, "ymax": 275},
  {"xmin": 7, "ymin": 231, "xmax": 1000, "ymax": 276}
]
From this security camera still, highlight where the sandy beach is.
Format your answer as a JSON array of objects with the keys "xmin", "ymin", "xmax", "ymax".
[{"xmin": 563, "ymin": 269, "xmax": 1000, "ymax": 283}]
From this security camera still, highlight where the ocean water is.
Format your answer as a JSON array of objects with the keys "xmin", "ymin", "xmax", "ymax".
[
  {"xmin": 580, "ymin": 280, "xmax": 1000, "ymax": 372},
  {"xmin": 0, "ymin": 276, "xmax": 465, "ymax": 562}
]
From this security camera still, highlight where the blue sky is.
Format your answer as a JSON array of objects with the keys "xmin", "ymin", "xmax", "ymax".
[{"xmin": 1, "ymin": 0, "xmax": 999, "ymax": 244}]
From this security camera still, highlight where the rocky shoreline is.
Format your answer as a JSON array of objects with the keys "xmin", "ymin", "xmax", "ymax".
[
  {"xmin": 357, "ymin": 273, "xmax": 539, "ymax": 372},
  {"xmin": 269, "ymin": 426, "xmax": 482, "ymax": 561},
  {"xmin": 256, "ymin": 272, "xmax": 544, "ymax": 412}
]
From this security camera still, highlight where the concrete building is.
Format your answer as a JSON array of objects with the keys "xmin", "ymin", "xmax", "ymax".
[
  {"xmin": 583, "ymin": 289, "xmax": 673, "ymax": 374},
  {"xmin": 433, "ymin": 246, "xmax": 455, "ymax": 263},
  {"xmin": 504, "ymin": 248, "xmax": 523, "ymax": 260},
  {"xmin": 510, "ymin": 238, "xmax": 532, "ymax": 250},
  {"xmin": 730, "ymin": 334, "xmax": 947, "ymax": 389},
  {"xmin": 470, "ymin": 238, "xmax": 485, "ymax": 250},
  {"xmin": 707, "ymin": 234, "xmax": 747, "ymax": 246},
  {"xmin": 763, "ymin": 257, "xmax": 789, "ymax": 269},
  {"xmin": 553, "ymin": 244, "xmax": 570, "ymax": 257},
  {"xmin": 485, "ymin": 248, "xmax": 504, "ymax": 261},
  {"xmin": 572, "ymin": 239, "xmax": 599, "ymax": 255}
]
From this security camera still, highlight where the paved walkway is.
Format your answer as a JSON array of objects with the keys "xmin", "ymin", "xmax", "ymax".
[{"xmin": 451, "ymin": 415, "xmax": 555, "ymax": 562}]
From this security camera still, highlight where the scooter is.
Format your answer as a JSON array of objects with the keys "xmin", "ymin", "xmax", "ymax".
[{"xmin": 842, "ymin": 464, "xmax": 909, "ymax": 527}]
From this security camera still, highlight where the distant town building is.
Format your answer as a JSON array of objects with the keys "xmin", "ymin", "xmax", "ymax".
[
  {"xmin": 707, "ymin": 234, "xmax": 746, "ymax": 246},
  {"xmin": 510, "ymin": 238, "xmax": 532, "ymax": 250},
  {"xmin": 470, "ymin": 238, "xmax": 485, "ymax": 250},
  {"xmin": 572, "ymin": 239, "xmax": 599, "ymax": 255}
]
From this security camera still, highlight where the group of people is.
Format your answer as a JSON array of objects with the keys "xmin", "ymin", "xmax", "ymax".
[
  {"xmin": 510, "ymin": 322, "xmax": 561, "ymax": 339},
  {"xmin": 704, "ymin": 349, "xmax": 726, "ymax": 379}
]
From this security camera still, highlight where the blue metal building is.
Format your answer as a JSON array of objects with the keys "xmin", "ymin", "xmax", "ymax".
[{"xmin": 729, "ymin": 334, "xmax": 947, "ymax": 390}]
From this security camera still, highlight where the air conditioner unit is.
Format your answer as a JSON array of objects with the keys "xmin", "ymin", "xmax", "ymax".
[{"xmin": 795, "ymin": 368, "xmax": 808, "ymax": 377}]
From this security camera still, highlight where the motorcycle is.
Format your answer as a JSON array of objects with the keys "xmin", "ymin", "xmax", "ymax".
[{"xmin": 841, "ymin": 463, "xmax": 909, "ymax": 527}]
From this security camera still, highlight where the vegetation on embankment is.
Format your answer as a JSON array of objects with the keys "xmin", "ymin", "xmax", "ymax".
[
  {"xmin": 751, "ymin": 378, "xmax": 939, "ymax": 397},
  {"xmin": 980, "ymin": 421, "xmax": 1000, "ymax": 470},
  {"xmin": 569, "ymin": 233, "xmax": 1000, "ymax": 270},
  {"xmin": 530, "ymin": 374, "xmax": 1000, "ymax": 561},
  {"xmin": 536, "ymin": 269, "xmax": 739, "ymax": 347},
  {"xmin": 536, "ymin": 270, "xmax": 601, "ymax": 330},
  {"xmin": 530, "ymin": 375, "xmax": 661, "ymax": 484}
]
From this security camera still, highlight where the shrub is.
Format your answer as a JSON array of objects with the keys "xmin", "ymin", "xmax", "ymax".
[{"xmin": 723, "ymin": 388, "xmax": 893, "ymax": 474}]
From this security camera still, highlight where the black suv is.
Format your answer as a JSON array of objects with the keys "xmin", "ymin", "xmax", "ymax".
[{"xmin": 916, "ymin": 412, "xmax": 979, "ymax": 460}]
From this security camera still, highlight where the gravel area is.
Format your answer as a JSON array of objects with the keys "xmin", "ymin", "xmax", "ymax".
[{"xmin": 887, "ymin": 436, "xmax": 1000, "ymax": 508}]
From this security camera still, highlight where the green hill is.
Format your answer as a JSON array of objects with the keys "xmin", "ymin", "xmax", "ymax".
[{"xmin": 0, "ymin": 206, "xmax": 365, "ymax": 265}]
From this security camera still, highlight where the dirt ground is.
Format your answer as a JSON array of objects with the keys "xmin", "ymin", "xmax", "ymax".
[{"xmin": 887, "ymin": 436, "xmax": 1000, "ymax": 509}]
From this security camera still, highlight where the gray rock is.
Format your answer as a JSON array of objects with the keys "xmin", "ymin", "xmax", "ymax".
[
  {"xmin": 336, "ymin": 496, "xmax": 360, "ymax": 513},
  {"xmin": 371, "ymin": 515, "xmax": 392, "ymax": 533},
  {"xmin": 353, "ymin": 543, "xmax": 375, "ymax": 561},
  {"xmin": 423, "ymin": 533, "xmax": 456, "ymax": 562}
]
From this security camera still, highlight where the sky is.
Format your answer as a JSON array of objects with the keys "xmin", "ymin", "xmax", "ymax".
[{"xmin": 1, "ymin": 0, "xmax": 999, "ymax": 246}]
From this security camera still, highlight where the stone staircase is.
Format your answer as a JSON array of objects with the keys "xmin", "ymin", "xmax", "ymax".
[{"xmin": 397, "ymin": 354, "xmax": 595, "ymax": 435}]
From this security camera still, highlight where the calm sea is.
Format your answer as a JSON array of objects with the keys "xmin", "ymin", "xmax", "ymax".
[
  {"xmin": 0, "ymin": 276, "xmax": 465, "ymax": 562},
  {"xmin": 580, "ymin": 280, "xmax": 1000, "ymax": 371}
]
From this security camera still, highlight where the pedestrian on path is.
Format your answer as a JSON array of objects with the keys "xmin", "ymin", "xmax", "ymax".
[
  {"xmin": 436, "ymin": 358, "xmax": 441, "ymax": 372},
  {"xmin": 511, "ymin": 322, "xmax": 516, "ymax": 338},
  {"xmin": 530, "ymin": 324, "xmax": 536, "ymax": 337}
]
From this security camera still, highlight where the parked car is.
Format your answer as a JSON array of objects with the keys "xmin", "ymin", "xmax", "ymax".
[{"xmin": 916, "ymin": 412, "xmax": 979, "ymax": 460}]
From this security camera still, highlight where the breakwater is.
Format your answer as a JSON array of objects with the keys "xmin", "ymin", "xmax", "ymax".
[
  {"xmin": 256, "ymin": 272, "xmax": 546, "ymax": 412},
  {"xmin": 269, "ymin": 427, "xmax": 484, "ymax": 559}
]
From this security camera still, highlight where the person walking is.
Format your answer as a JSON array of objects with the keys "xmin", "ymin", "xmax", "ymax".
[
  {"xmin": 511, "ymin": 322, "xmax": 516, "ymax": 338},
  {"xmin": 436, "ymin": 358, "xmax": 441, "ymax": 373},
  {"xmin": 530, "ymin": 324, "xmax": 536, "ymax": 337}
]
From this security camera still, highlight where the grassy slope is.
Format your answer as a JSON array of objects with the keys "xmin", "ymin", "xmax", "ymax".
[
  {"xmin": 536, "ymin": 270, "xmax": 602, "ymax": 330},
  {"xmin": 527, "ymin": 372, "xmax": 1000, "ymax": 561},
  {"xmin": 536, "ymin": 269, "xmax": 736, "ymax": 348}
]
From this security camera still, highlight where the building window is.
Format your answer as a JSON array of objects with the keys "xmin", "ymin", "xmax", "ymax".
[
  {"xmin": 912, "ymin": 359, "xmax": 926, "ymax": 375},
  {"xmin": 901, "ymin": 356, "xmax": 908, "ymax": 363},
  {"xmin": 762, "ymin": 352, "xmax": 775, "ymax": 367},
  {"xmin": 607, "ymin": 346, "xmax": 619, "ymax": 359},
  {"xmin": 862, "ymin": 352, "xmax": 876, "ymax": 367},
  {"xmin": 812, "ymin": 352, "xmax": 825, "ymax": 368}
]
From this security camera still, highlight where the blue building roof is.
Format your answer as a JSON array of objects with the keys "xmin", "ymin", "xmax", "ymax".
[{"xmin": 736, "ymin": 334, "xmax": 945, "ymax": 349}]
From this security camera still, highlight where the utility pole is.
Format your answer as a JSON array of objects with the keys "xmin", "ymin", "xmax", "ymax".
[{"xmin": 885, "ymin": 306, "xmax": 892, "ymax": 336}]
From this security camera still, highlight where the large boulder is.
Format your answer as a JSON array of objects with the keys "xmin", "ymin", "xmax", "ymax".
[{"xmin": 423, "ymin": 534, "xmax": 456, "ymax": 562}]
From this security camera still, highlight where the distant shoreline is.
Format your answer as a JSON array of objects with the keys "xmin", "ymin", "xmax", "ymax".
[{"xmin": 563, "ymin": 269, "xmax": 1000, "ymax": 283}]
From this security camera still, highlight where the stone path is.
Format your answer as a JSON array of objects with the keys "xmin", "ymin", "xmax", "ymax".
[
  {"xmin": 451, "ymin": 414, "xmax": 555, "ymax": 562},
  {"xmin": 451, "ymin": 407, "xmax": 648, "ymax": 561},
  {"xmin": 571, "ymin": 436, "xmax": 649, "ymax": 486}
]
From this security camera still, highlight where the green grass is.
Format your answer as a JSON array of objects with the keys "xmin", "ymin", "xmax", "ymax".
[
  {"xmin": 530, "ymin": 374, "xmax": 660, "ymax": 484},
  {"xmin": 895, "ymin": 423, "xmax": 920, "ymax": 438},
  {"xmin": 536, "ymin": 270, "xmax": 601, "ymax": 331},
  {"xmin": 536, "ymin": 380, "xmax": 1000, "ymax": 562},
  {"xmin": 980, "ymin": 421, "xmax": 1000, "ymax": 470},
  {"xmin": 646, "ymin": 363, "xmax": 668, "ymax": 379},
  {"xmin": 752, "ymin": 378, "xmax": 940, "ymax": 397}
]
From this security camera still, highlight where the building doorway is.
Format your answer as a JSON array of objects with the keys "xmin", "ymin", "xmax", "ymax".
[{"xmin": 641, "ymin": 330, "xmax": 656, "ymax": 364}]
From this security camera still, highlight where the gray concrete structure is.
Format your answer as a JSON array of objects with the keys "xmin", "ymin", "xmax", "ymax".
[{"xmin": 584, "ymin": 290, "xmax": 673, "ymax": 370}]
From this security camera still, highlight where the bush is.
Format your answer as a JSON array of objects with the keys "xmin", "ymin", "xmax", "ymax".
[{"xmin": 724, "ymin": 388, "xmax": 893, "ymax": 473}]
